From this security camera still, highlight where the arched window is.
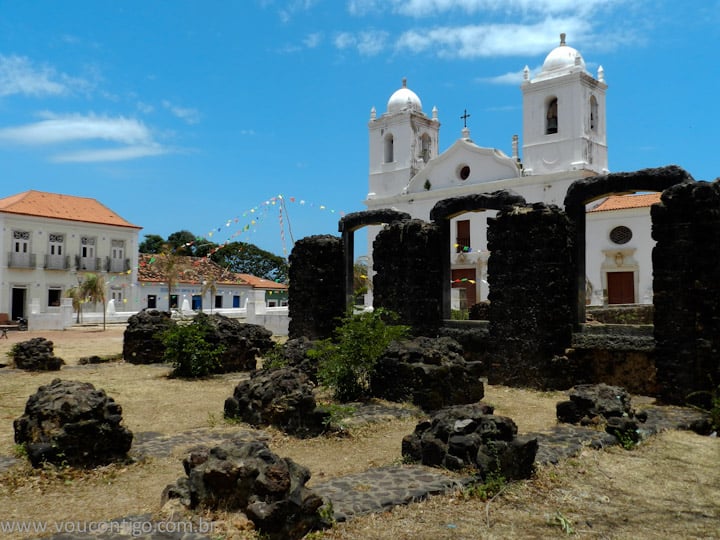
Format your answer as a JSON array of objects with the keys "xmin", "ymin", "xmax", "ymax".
[
  {"xmin": 589, "ymin": 95, "xmax": 598, "ymax": 133},
  {"xmin": 384, "ymin": 133, "xmax": 394, "ymax": 163},
  {"xmin": 546, "ymin": 97, "xmax": 558, "ymax": 134},
  {"xmin": 420, "ymin": 133, "xmax": 431, "ymax": 162}
]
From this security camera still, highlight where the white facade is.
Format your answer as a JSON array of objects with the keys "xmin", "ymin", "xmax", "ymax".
[
  {"xmin": 365, "ymin": 35, "xmax": 653, "ymax": 308},
  {"xmin": 0, "ymin": 195, "xmax": 141, "ymax": 322}
]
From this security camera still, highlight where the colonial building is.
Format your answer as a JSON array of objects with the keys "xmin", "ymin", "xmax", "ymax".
[
  {"xmin": 0, "ymin": 190, "xmax": 141, "ymax": 321},
  {"xmin": 365, "ymin": 34, "xmax": 656, "ymax": 307},
  {"xmin": 136, "ymin": 253, "xmax": 287, "ymax": 312}
]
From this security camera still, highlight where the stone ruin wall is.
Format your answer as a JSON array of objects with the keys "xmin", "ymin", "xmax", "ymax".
[
  {"xmin": 287, "ymin": 168, "xmax": 720, "ymax": 402},
  {"xmin": 486, "ymin": 203, "xmax": 576, "ymax": 388},
  {"xmin": 372, "ymin": 219, "xmax": 444, "ymax": 334},
  {"xmin": 288, "ymin": 235, "xmax": 345, "ymax": 340},
  {"xmin": 652, "ymin": 179, "xmax": 720, "ymax": 405}
]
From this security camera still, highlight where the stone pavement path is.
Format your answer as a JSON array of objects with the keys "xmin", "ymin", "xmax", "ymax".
[{"xmin": 1, "ymin": 401, "xmax": 710, "ymax": 539}]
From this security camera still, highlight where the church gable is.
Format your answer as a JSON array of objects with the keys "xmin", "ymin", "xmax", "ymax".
[{"xmin": 405, "ymin": 139, "xmax": 520, "ymax": 194}]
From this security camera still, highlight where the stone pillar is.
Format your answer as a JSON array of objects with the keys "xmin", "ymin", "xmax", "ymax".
[
  {"xmin": 288, "ymin": 235, "xmax": 345, "ymax": 340},
  {"xmin": 372, "ymin": 219, "xmax": 443, "ymax": 334},
  {"xmin": 488, "ymin": 203, "xmax": 575, "ymax": 389},
  {"xmin": 652, "ymin": 180, "xmax": 720, "ymax": 406},
  {"xmin": 246, "ymin": 289, "xmax": 267, "ymax": 323}
]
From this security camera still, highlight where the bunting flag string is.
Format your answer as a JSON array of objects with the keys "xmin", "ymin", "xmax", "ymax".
[{"xmin": 192, "ymin": 194, "xmax": 344, "ymax": 256}]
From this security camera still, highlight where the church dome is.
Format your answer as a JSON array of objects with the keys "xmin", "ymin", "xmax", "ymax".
[
  {"xmin": 387, "ymin": 78, "xmax": 422, "ymax": 114},
  {"xmin": 538, "ymin": 34, "xmax": 586, "ymax": 78}
]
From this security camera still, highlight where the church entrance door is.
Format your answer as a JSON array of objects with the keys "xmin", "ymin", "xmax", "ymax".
[{"xmin": 607, "ymin": 271, "xmax": 634, "ymax": 304}]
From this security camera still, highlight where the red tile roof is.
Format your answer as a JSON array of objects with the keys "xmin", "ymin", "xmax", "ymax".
[
  {"xmin": 588, "ymin": 192, "xmax": 662, "ymax": 213},
  {"xmin": 0, "ymin": 190, "xmax": 141, "ymax": 229},
  {"xmin": 137, "ymin": 254, "xmax": 287, "ymax": 290}
]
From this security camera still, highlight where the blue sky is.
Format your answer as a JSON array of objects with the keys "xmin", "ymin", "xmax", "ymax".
[{"xmin": 0, "ymin": 0, "xmax": 717, "ymax": 258}]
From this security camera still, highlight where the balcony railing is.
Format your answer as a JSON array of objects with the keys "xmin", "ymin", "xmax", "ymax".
[
  {"xmin": 107, "ymin": 257, "xmax": 130, "ymax": 273},
  {"xmin": 45, "ymin": 254, "xmax": 71, "ymax": 270},
  {"xmin": 76, "ymin": 256, "xmax": 102, "ymax": 271},
  {"xmin": 7, "ymin": 252, "xmax": 36, "ymax": 268}
]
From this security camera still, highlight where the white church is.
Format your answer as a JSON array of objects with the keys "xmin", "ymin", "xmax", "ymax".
[{"xmin": 364, "ymin": 34, "xmax": 656, "ymax": 309}]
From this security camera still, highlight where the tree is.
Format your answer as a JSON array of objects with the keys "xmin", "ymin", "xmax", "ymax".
[
  {"xmin": 167, "ymin": 230, "xmax": 197, "ymax": 255},
  {"xmin": 65, "ymin": 286, "xmax": 83, "ymax": 323},
  {"xmin": 211, "ymin": 242, "xmax": 288, "ymax": 282},
  {"xmin": 139, "ymin": 234, "xmax": 165, "ymax": 254},
  {"xmin": 201, "ymin": 277, "xmax": 218, "ymax": 314},
  {"xmin": 152, "ymin": 245, "xmax": 186, "ymax": 309},
  {"xmin": 80, "ymin": 273, "xmax": 107, "ymax": 330}
]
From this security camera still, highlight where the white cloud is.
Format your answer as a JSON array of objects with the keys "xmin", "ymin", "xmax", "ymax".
[
  {"xmin": 278, "ymin": 0, "xmax": 321, "ymax": 22},
  {"xmin": 395, "ymin": 18, "xmax": 589, "ymax": 58},
  {"xmin": 303, "ymin": 32, "xmax": 323, "ymax": 48},
  {"xmin": 348, "ymin": 0, "xmax": 620, "ymax": 17},
  {"xmin": 162, "ymin": 100, "xmax": 201, "ymax": 125},
  {"xmin": 51, "ymin": 145, "xmax": 168, "ymax": 163},
  {"xmin": 333, "ymin": 30, "xmax": 389, "ymax": 56},
  {"xmin": 0, "ymin": 55, "xmax": 72, "ymax": 97},
  {"xmin": 0, "ymin": 112, "xmax": 169, "ymax": 162},
  {"xmin": 481, "ymin": 69, "xmax": 528, "ymax": 85},
  {"xmin": 0, "ymin": 112, "xmax": 154, "ymax": 145}
]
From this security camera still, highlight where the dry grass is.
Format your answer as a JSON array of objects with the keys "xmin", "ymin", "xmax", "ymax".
[{"xmin": 0, "ymin": 327, "xmax": 718, "ymax": 539}]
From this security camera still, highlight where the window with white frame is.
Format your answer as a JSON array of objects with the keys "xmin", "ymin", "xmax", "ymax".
[{"xmin": 48, "ymin": 287, "xmax": 62, "ymax": 307}]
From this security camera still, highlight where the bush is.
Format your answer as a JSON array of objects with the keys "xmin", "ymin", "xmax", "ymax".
[
  {"xmin": 160, "ymin": 318, "xmax": 225, "ymax": 378},
  {"xmin": 311, "ymin": 309, "xmax": 409, "ymax": 402}
]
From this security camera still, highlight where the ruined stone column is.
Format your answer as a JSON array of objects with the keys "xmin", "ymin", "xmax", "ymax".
[
  {"xmin": 288, "ymin": 235, "xmax": 345, "ymax": 340},
  {"xmin": 487, "ymin": 203, "xmax": 575, "ymax": 389},
  {"xmin": 373, "ymin": 219, "xmax": 444, "ymax": 334},
  {"xmin": 652, "ymin": 180, "xmax": 720, "ymax": 406}
]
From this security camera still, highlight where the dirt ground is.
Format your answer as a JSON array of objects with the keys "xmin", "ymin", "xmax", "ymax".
[{"xmin": 0, "ymin": 326, "xmax": 718, "ymax": 539}]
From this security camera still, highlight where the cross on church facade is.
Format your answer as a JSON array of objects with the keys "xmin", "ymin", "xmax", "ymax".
[{"xmin": 460, "ymin": 109, "xmax": 471, "ymax": 128}]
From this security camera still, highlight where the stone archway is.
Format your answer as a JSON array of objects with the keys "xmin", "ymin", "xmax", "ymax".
[
  {"xmin": 564, "ymin": 165, "xmax": 694, "ymax": 327},
  {"xmin": 338, "ymin": 209, "xmax": 411, "ymax": 309},
  {"xmin": 429, "ymin": 190, "xmax": 526, "ymax": 319}
]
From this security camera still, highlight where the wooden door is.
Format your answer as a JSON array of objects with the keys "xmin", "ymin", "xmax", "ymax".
[
  {"xmin": 607, "ymin": 272, "xmax": 634, "ymax": 304},
  {"xmin": 451, "ymin": 268, "xmax": 477, "ymax": 308}
]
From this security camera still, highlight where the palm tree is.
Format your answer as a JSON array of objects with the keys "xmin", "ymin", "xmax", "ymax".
[
  {"xmin": 81, "ymin": 273, "xmax": 107, "ymax": 330},
  {"xmin": 201, "ymin": 277, "xmax": 218, "ymax": 314},
  {"xmin": 65, "ymin": 286, "xmax": 83, "ymax": 324},
  {"xmin": 153, "ymin": 245, "xmax": 184, "ymax": 310}
]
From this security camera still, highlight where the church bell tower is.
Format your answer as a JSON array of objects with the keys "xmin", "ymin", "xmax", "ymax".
[
  {"xmin": 367, "ymin": 78, "xmax": 440, "ymax": 200},
  {"xmin": 521, "ymin": 34, "xmax": 608, "ymax": 175}
]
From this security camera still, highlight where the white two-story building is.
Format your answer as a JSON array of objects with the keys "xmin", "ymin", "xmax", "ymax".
[{"xmin": 0, "ymin": 190, "xmax": 141, "ymax": 321}]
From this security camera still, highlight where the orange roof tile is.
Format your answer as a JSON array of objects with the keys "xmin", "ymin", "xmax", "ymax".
[
  {"xmin": 137, "ymin": 254, "xmax": 287, "ymax": 290},
  {"xmin": 237, "ymin": 273, "xmax": 287, "ymax": 290},
  {"xmin": 0, "ymin": 190, "xmax": 141, "ymax": 229},
  {"xmin": 588, "ymin": 192, "xmax": 662, "ymax": 213}
]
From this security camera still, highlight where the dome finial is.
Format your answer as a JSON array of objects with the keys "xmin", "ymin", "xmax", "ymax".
[
  {"xmin": 560, "ymin": 33, "xmax": 566, "ymax": 46},
  {"xmin": 402, "ymin": 77, "xmax": 407, "ymax": 88}
]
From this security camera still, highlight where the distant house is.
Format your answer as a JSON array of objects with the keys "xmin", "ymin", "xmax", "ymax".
[
  {"xmin": 0, "ymin": 190, "xmax": 141, "ymax": 320},
  {"xmin": 136, "ymin": 253, "xmax": 287, "ymax": 312}
]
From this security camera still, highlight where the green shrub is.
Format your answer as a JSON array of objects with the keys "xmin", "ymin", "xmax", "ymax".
[
  {"xmin": 160, "ymin": 319, "xmax": 225, "ymax": 378},
  {"xmin": 311, "ymin": 309, "xmax": 409, "ymax": 402}
]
